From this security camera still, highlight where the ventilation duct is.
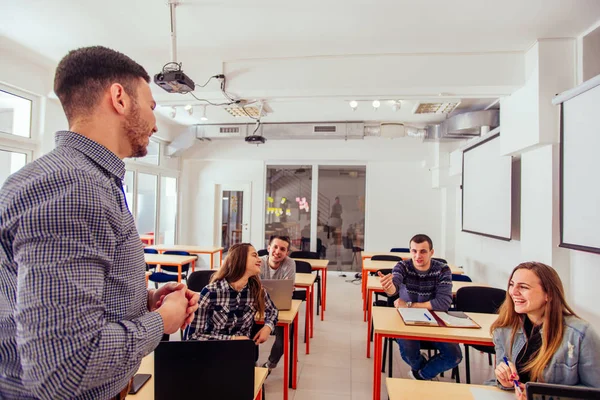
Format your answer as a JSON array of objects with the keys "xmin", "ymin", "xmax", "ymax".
[{"xmin": 424, "ymin": 110, "xmax": 499, "ymax": 141}]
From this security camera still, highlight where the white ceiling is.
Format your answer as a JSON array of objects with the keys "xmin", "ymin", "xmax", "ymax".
[{"xmin": 2, "ymin": 0, "xmax": 599, "ymax": 126}]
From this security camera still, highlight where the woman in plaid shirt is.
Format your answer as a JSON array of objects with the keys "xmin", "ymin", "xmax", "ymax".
[{"xmin": 189, "ymin": 243, "xmax": 278, "ymax": 343}]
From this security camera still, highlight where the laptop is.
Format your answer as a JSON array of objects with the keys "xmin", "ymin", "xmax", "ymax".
[
  {"xmin": 154, "ymin": 340, "xmax": 255, "ymax": 400},
  {"xmin": 262, "ymin": 279, "xmax": 294, "ymax": 310},
  {"xmin": 526, "ymin": 382, "xmax": 600, "ymax": 400}
]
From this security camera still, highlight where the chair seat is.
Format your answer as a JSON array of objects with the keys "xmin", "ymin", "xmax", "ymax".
[{"xmin": 149, "ymin": 272, "xmax": 179, "ymax": 283}]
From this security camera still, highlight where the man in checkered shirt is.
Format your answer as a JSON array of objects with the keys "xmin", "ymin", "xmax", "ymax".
[{"xmin": 0, "ymin": 46, "xmax": 199, "ymax": 400}]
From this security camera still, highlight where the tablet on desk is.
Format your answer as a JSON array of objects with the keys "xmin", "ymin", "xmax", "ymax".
[{"xmin": 128, "ymin": 373, "xmax": 151, "ymax": 394}]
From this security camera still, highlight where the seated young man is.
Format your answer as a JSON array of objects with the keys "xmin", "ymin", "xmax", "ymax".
[
  {"xmin": 256, "ymin": 235, "xmax": 295, "ymax": 372},
  {"xmin": 378, "ymin": 234, "xmax": 462, "ymax": 380}
]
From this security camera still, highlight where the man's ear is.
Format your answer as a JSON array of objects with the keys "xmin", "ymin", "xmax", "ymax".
[
  {"xmin": 430, "ymin": 248, "xmax": 435, "ymax": 256},
  {"xmin": 109, "ymin": 83, "xmax": 128, "ymax": 116}
]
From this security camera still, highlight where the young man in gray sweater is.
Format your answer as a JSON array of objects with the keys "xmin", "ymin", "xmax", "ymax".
[{"xmin": 258, "ymin": 236, "xmax": 295, "ymax": 371}]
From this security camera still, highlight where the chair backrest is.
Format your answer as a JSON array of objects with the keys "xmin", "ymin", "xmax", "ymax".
[
  {"xmin": 294, "ymin": 260, "xmax": 312, "ymax": 274},
  {"xmin": 290, "ymin": 251, "xmax": 319, "ymax": 260},
  {"xmin": 390, "ymin": 247, "xmax": 410, "ymax": 253},
  {"xmin": 257, "ymin": 249, "xmax": 268, "ymax": 257},
  {"xmin": 162, "ymin": 250, "xmax": 194, "ymax": 272},
  {"xmin": 451, "ymin": 274, "xmax": 472, "ymax": 282},
  {"xmin": 432, "ymin": 257, "xmax": 448, "ymax": 264},
  {"xmin": 187, "ymin": 270, "xmax": 216, "ymax": 293},
  {"xmin": 455, "ymin": 286, "xmax": 506, "ymax": 314},
  {"xmin": 300, "ymin": 238, "xmax": 324, "ymax": 253},
  {"xmin": 143, "ymin": 248, "xmax": 158, "ymax": 254},
  {"xmin": 371, "ymin": 255, "xmax": 402, "ymax": 262}
]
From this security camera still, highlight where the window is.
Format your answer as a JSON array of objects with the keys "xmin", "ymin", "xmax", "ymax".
[
  {"xmin": 0, "ymin": 89, "xmax": 32, "ymax": 138},
  {"xmin": 134, "ymin": 139, "xmax": 159, "ymax": 166},
  {"xmin": 136, "ymin": 173, "xmax": 157, "ymax": 236},
  {"xmin": 159, "ymin": 176, "xmax": 178, "ymax": 245},
  {"xmin": 0, "ymin": 148, "xmax": 28, "ymax": 187}
]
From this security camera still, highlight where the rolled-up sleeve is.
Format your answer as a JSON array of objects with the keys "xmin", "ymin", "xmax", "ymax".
[{"xmin": 13, "ymin": 172, "xmax": 163, "ymax": 399}]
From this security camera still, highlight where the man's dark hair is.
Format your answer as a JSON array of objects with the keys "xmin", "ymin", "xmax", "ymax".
[
  {"xmin": 269, "ymin": 235, "xmax": 291, "ymax": 249},
  {"xmin": 54, "ymin": 46, "xmax": 150, "ymax": 123},
  {"xmin": 409, "ymin": 234, "xmax": 433, "ymax": 251}
]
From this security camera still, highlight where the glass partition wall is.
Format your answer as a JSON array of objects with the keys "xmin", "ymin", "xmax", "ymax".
[{"xmin": 264, "ymin": 164, "xmax": 365, "ymax": 272}]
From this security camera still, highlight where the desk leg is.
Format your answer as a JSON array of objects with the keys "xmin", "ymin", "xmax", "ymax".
[
  {"xmin": 292, "ymin": 314, "xmax": 298, "ymax": 389},
  {"xmin": 322, "ymin": 269, "xmax": 327, "ymax": 316},
  {"xmin": 310, "ymin": 285, "xmax": 314, "ymax": 338},
  {"xmin": 366, "ymin": 289, "xmax": 373, "ymax": 358},
  {"xmin": 283, "ymin": 323, "xmax": 289, "ymax": 400},
  {"xmin": 178, "ymin": 265, "xmax": 182, "ymax": 283},
  {"xmin": 210, "ymin": 252, "xmax": 214, "ymax": 270},
  {"xmin": 362, "ymin": 264, "xmax": 368, "ymax": 321},
  {"xmin": 305, "ymin": 286, "xmax": 311, "ymax": 354},
  {"xmin": 219, "ymin": 250, "xmax": 223, "ymax": 267},
  {"xmin": 191, "ymin": 259, "xmax": 196, "ymax": 273},
  {"xmin": 255, "ymin": 387, "xmax": 262, "ymax": 400},
  {"xmin": 373, "ymin": 333, "xmax": 383, "ymax": 400},
  {"xmin": 362, "ymin": 256, "xmax": 367, "ymax": 299}
]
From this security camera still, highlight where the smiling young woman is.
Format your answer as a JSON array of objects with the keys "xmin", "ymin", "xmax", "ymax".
[{"xmin": 489, "ymin": 262, "xmax": 600, "ymax": 399}]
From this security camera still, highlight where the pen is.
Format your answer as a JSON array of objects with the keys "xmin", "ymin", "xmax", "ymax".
[
  {"xmin": 424, "ymin": 313, "xmax": 431, "ymax": 321},
  {"xmin": 503, "ymin": 356, "xmax": 522, "ymax": 395}
]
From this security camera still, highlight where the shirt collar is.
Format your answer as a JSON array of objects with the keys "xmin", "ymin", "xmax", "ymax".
[{"xmin": 55, "ymin": 131, "xmax": 126, "ymax": 180}]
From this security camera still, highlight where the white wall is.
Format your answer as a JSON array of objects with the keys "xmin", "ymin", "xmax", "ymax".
[
  {"xmin": 582, "ymin": 22, "xmax": 600, "ymax": 81},
  {"xmin": 180, "ymin": 137, "xmax": 442, "ymax": 267}
]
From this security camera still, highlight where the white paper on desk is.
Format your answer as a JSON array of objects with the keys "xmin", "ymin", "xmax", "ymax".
[
  {"xmin": 436, "ymin": 311, "xmax": 479, "ymax": 327},
  {"xmin": 469, "ymin": 387, "xmax": 515, "ymax": 400},
  {"xmin": 397, "ymin": 308, "xmax": 436, "ymax": 324}
]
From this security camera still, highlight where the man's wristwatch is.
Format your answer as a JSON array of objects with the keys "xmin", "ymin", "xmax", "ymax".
[{"xmin": 406, "ymin": 301, "xmax": 413, "ymax": 308}]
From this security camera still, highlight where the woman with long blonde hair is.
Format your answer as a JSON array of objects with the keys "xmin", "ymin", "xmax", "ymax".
[
  {"xmin": 188, "ymin": 243, "xmax": 277, "ymax": 343},
  {"xmin": 490, "ymin": 262, "xmax": 600, "ymax": 398}
]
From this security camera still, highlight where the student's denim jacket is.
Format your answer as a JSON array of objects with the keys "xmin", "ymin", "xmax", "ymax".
[{"xmin": 486, "ymin": 315, "xmax": 600, "ymax": 389}]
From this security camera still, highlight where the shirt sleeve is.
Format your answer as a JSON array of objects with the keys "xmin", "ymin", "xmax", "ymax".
[
  {"xmin": 578, "ymin": 323, "xmax": 600, "ymax": 387},
  {"xmin": 391, "ymin": 261, "xmax": 406, "ymax": 294},
  {"xmin": 12, "ymin": 171, "xmax": 164, "ymax": 399},
  {"xmin": 263, "ymin": 290, "xmax": 279, "ymax": 332},
  {"xmin": 429, "ymin": 265, "xmax": 453, "ymax": 311},
  {"xmin": 284, "ymin": 259, "xmax": 296, "ymax": 281},
  {"xmin": 489, "ymin": 329, "xmax": 515, "ymax": 390},
  {"xmin": 188, "ymin": 287, "xmax": 234, "ymax": 341}
]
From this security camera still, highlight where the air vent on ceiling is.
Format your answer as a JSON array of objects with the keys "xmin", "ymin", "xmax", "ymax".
[
  {"xmin": 313, "ymin": 125, "xmax": 337, "ymax": 133},
  {"xmin": 219, "ymin": 126, "xmax": 240, "ymax": 134},
  {"xmin": 412, "ymin": 102, "xmax": 460, "ymax": 114}
]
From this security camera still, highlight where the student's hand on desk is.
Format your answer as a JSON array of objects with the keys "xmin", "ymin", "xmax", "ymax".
[
  {"xmin": 253, "ymin": 326, "xmax": 272, "ymax": 344},
  {"xmin": 393, "ymin": 298, "xmax": 407, "ymax": 308},
  {"xmin": 495, "ymin": 359, "xmax": 520, "ymax": 389},
  {"xmin": 377, "ymin": 271, "xmax": 396, "ymax": 295}
]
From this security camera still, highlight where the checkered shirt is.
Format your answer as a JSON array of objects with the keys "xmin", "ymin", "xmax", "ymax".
[
  {"xmin": 189, "ymin": 279, "xmax": 278, "ymax": 340},
  {"xmin": 0, "ymin": 131, "xmax": 164, "ymax": 400}
]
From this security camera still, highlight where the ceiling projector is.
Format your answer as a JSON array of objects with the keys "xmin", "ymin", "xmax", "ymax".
[
  {"xmin": 245, "ymin": 135, "xmax": 266, "ymax": 144},
  {"xmin": 154, "ymin": 70, "xmax": 195, "ymax": 93}
]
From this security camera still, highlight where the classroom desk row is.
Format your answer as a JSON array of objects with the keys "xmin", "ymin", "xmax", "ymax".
[
  {"xmin": 146, "ymin": 244, "xmax": 224, "ymax": 270},
  {"xmin": 371, "ymin": 306, "xmax": 497, "ymax": 400},
  {"xmin": 129, "ymin": 352, "xmax": 269, "ymax": 400},
  {"xmin": 365, "ymin": 276, "xmax": 491, "ymax": 358},
  {"xmin": 292, "ymin": 258, "xmax": 329, "ymax": 321}
]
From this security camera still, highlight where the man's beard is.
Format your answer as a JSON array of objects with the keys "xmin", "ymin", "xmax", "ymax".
[{"xmin": 124, "ymin": 104, "xmax": 150, "ymax": 158}]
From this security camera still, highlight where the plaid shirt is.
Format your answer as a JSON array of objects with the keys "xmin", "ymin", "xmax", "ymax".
[
  {"xmin": 0, "ymin": 131, "xmax": 164, "ymax": 400},
  {"xmin": 189, "ymin": 279, "xmax": 278, "ymax": 340}
]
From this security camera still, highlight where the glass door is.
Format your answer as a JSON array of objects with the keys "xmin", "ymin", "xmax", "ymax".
[{"xmin": 219, "ymin": 183, "xmax": 251, "ymax": 252}]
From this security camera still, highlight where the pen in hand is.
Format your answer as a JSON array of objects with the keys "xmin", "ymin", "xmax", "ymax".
[{"xmin": 503, "ymin": 356, "xmax": 522, "ymax": 395}]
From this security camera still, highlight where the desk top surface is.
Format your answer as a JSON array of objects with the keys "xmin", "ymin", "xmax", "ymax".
[
  {"xmin": 363, "ymin": 259, "xmax": 463, "ymax": 275},
  {"xmin": 366, "ymin": 275, "xmax": 489, "ymax": 295},
  {"xmin": 129, "ymin": 353, "xmax": 268, "ymax": 399},
  {"xmin": 292, "ymin": 258, "xmax": 329, "ymax": 268},
  {"xmin": 372, "ymin": 306, "xmax": 495, "ymax": 344},
  {"xmin": 295, "ymin": 273, "xmax": 317, "ymax": 286},
  {"xmin": 385, "ymin": 378, "xmax": 506, "ymax": 400},
  {"xmin": 144, "ymin": 254, "xmax": 197, "ymax": 265},
  {"xmin": 147, "ymin": 245, "xmax": 224, "ymax": 253},
  {"xmin": 255, "ymin": 299, "xmax": 302, "ymax": 324}
]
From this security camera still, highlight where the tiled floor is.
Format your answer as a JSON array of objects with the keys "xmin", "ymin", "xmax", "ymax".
[{"xmin": 256, "ymin": 272, "xmax": 497, "ymax": 400}]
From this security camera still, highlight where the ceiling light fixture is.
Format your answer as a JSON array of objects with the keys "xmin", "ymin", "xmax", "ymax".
[
  {"xmin": 372, "ymin": 100, "xmax": 381, "ymax": 109},
  {"xmin": 349, "ymin": 100, "xmax": 358, "ymax": 111},
  {"xmin": 169, "ymin": 107, "xmax": 177, "ymax": 118},
  {"xmin": 184, "ymin": 104, "xmax": 192, "ymax": 111},
  {"xmin": 391, "ymin": 100, "xmax": 402, "ymax": 112},
  {"xmin": 200, "ymin": 105, "xmax": 208, "ymax": 121}
]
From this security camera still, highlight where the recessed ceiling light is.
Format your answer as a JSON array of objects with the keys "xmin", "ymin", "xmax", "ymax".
[{"xmin": 372, "ymin": 100, "xmax": 381, "ymax": 109}]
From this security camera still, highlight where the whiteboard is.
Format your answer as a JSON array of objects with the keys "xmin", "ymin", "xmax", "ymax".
[
  {"xmin": 462, "ymin": 134, "xmax": 512, "ymax": 240},
  {"xmin": 558, "ymin": 80, "xmax": 600, "ymax": 253}
]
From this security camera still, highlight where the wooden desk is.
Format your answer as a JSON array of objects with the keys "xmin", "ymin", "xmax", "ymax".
[
  {"xmin": 140, "ymin": 234, "xmax": 155, "ymax": 246},
  {"xmin": 129, "ymin": 353, "xmax": 268, "ymax": 400},
  {"xmin": 365, "ymin": 277, "xmax": 492, "ymax": 358},
  {"xmin": 144, "ymin": 254, "xmax": 198, "ymax": 283},
  {"xmin": 293, "ymin": 258, "xmax": 329, "ymax": 320},
  {"xmin": 372, "ymin": 307, "xmax": 496, "ymax": 400},
  {"xmin": 256, "ymin": 299, "xmax": 302, "ymax": 400},
  {"xmin": 385, "ymin": 378, "xmax": 507, "ymax": 400},
  {"xmin": 147, "ymin": 245, "xmax": 224, "ymax": 270},
  {"xmin": 361, "ymin": 259, "xmax": 464, "ymax": 320},
  {"xmin": 295, "ymin": 273, "xmax": 317, "ymax": 353}
]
